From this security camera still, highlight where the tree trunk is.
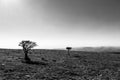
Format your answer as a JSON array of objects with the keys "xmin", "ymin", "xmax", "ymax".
[
  {"xmin": 68, "ymin": 50, "xmax": 70, "ymax": 56},
  {"xmin": 24, "ymin": 49, "xmax": 31, "ymax": 62}
]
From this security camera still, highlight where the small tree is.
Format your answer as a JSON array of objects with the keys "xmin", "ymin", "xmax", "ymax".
[
  {"xmin": 19, "ymin": 40, "xmax": 37, "ymax": 62},
  {"xmin": 66, "ymin": 47, "xmax": 72, "ymax": 56}
]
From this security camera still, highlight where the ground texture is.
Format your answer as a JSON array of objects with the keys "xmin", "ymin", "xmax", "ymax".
[{"xmin": 0, "ymin": 49, "xmax": 120, "ymax": 80}]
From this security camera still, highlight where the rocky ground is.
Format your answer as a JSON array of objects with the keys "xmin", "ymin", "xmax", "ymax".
[{"xmin": 0, "ymin": 49, "xmax": 120, "ymax": 80}]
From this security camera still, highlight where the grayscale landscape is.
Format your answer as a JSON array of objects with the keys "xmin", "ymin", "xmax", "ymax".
[{"xmin": 0, "ymin": 0, "xmax": 120, "ymax": 80}]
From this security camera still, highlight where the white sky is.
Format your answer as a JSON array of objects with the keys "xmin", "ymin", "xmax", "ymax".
[{"xmin": 0, "ymin": 0, "xmax": 120, "ymax": 49}]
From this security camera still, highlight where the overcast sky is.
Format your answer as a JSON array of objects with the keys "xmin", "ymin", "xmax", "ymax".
[{"xmin": 0, "ymin": 0, "xmax": 120, "ymax": 49}]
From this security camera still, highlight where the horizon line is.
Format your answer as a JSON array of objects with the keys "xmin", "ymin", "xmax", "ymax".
[{"xmin": 0, "ymin": 46, "xmax": 120, "ymax": 50}]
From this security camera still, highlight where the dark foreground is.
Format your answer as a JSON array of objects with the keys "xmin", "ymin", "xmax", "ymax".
[{"xmin": 0, "ymin": 49, "xmax": 120, "ymax": 80}]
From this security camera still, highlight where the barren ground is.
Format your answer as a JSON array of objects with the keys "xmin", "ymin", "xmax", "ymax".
[{"xmin": 0, "ymin": 49, "xmax": 120, "ymax": 80}]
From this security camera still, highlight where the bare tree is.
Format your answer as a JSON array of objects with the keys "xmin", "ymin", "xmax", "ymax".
[
  {"xmin": 19, "ymin": 40, "xmax": 37, "ymax": 62},
  {"xmin": 66, "ymin": 47, "xmax": 72, "ymax": 56}
]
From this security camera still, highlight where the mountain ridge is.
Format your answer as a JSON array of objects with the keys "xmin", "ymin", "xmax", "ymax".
[{"xmin": 72, "ymin": 46, "xmax": 120, "ymax": 52}]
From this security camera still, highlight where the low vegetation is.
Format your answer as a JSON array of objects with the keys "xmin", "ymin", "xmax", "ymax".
[{"xmin": 0, "ymin": 49, "xmax": 120, "ymax": 80}]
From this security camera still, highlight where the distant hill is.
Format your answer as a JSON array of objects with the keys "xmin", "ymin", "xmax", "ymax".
[{"xmin": 72, "ymin": 47, "xmax": 120, "ymax": 52}]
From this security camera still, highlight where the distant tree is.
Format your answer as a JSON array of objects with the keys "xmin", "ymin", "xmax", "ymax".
[
  {"xmin": 66, "ymin": 47, "xmax": 72, "ymax": 56},
  {"xmin": 19, "ymin": 40, "xmax": 37, "ymax": 62}
]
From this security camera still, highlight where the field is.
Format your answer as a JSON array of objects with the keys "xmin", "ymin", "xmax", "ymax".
[{"xmin": 0, "ymin": 49, "xmax": 120, "ymax": 80}]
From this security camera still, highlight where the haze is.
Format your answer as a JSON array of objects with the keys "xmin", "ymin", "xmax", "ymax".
[{"xmin": 0, "ymin": 0, "xmax": 120, "ymax": 49}]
